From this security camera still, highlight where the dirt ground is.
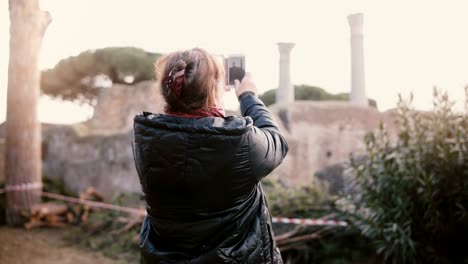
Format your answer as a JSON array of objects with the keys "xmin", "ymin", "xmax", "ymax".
[{"xmin": 0, "ymin": 227, "xmax": 124, "ymax": 264}]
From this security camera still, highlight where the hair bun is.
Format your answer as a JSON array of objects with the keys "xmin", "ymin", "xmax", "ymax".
[{"xmin": 174, "ymin": 60, "xmax": 187, "ymax": 71}]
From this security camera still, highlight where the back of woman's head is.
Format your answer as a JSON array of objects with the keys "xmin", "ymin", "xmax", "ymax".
[{"xmin": 155, "ymin": 48, "xmax": 224, "ymax": 113}]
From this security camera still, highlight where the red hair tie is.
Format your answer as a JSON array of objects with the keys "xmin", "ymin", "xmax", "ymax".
[{"xmin": 164, "ymin": 68, "xmax": 186, "ymax": 98}]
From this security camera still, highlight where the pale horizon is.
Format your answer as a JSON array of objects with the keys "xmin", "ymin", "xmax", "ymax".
[{"xmin": 1, "ymin": 0, "xmax": 467, "ymax": 124}]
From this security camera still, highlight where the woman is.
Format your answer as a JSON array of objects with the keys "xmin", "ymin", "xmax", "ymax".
[{"xmin": 132, "ymin": 48, "xmax": 288, "ymax": 263}]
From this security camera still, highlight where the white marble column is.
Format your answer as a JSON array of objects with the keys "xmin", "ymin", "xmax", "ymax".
[
  {"xmin": 276, "ymin": 42, "xmax": 295, "ymax": 107},
  {"xmin": 348, "ymin": 13, "xmax": 368, "ymax": 106}
]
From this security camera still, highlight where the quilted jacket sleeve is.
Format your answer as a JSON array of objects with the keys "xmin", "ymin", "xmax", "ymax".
[{"xmin": 239, "ymin": 92, "xmax": 289, "ymax": 181}]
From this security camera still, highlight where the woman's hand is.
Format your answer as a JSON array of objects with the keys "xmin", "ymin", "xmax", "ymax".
[{"xmin": 234, "ymin": 72, "xmax": 257, "ymax": 98}]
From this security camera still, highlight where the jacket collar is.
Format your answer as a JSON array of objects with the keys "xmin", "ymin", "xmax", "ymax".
[{"xmin": 133, "ymin": 112, "xmax": 252, "ymax": 136}]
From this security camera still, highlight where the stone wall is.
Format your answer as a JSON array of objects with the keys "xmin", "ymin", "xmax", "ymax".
[
  {"xmin": 267, "ymin": 101, "xmax": 398, "ymax": 186},
  {"xmin": 0, "ymin": 122, "xmax": 143, "ymax": 198},
  {"xmin": 76, "ymin": 81, "xmax": 165, "ymax": 136},
  {"xmin": 42, "ymin": 126, "xmax": 140, "ymax": 196}
]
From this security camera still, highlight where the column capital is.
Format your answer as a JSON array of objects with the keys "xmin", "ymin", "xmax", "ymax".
[
  {"xmin": 348, "ymin": 13, "xmax": 364, "ymax": 35},
  {"xmin": 277, "ymin": 42, "xmax": 295, "ymax": 54}
]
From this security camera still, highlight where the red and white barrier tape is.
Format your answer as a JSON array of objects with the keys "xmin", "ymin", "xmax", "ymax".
[
  {"xmin": 0, "ymin": 182, "xmax": 42, "ymax": 194},
  {"xmin": 0, "ymin": 188, "xmax": 347, "ymax": 227},
  {"xmin": 272, "ymin": 217, "xmax": 348, "ymax": 227}
]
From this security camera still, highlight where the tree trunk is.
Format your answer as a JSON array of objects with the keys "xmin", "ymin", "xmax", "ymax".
[{"xmin": 5, "ymin": 0, "xmax": 51, "ymax": 225}]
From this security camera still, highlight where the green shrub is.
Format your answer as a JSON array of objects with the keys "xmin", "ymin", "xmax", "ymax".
[
  {"xmin": 259, "ymin": 85, "xmax": 378, "ymax": 108},
  {"xmin": 262, "ymin": 178, "xmax": 328, "ymax": 218},
  {"xmin": 347, "ymin": 88, "xmax": 468, "ymax": 263},
  {"xmin": 262, "ymin": 178, "xmax": 377, "ymax": 264}
]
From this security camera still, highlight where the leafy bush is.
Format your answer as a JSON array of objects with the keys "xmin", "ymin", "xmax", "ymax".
[
  {"xmin": 347, "ymin": 88, "xmax": 468, "ymax": 263},
  {"xmin": 259, "ymin": 85, "xmax": 378, "ymax": 108},
  {"xmin": 262, "ymin": 178, "xmax": 328, "ymax": 218},
  {"xmin": 262, "ymin": 179, "xmax": 376, "ymax": 264}
]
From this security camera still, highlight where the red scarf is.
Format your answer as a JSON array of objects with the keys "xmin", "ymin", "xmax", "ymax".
[{"xmin": 165, "ymin": 105, "xmax": 226, "ymax": 118}]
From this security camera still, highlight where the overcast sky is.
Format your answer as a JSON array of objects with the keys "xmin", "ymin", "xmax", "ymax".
[{"xmin": 1, "ymin": 0, "xmax": 467, "ymax": 124}]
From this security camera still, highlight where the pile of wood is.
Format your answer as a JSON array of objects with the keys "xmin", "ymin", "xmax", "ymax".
[{"xmin": 24, "ymin": 187, "xmax": 104, "ymax": 229}]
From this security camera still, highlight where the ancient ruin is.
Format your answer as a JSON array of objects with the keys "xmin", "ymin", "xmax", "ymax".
[
  {"xmin": 276, "ymin": 42, "xmax": 295, "ymax": 108},
  {"xmin": 348, "ymin": 13, "xmax": 368, "ymax": 106}
]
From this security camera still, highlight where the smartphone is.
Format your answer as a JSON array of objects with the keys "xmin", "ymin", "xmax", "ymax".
[{"xmin": 225, "ymin": 55, "xmax": 246, "ymax": 86}]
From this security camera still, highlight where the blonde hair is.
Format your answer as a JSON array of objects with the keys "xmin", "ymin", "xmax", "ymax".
[{"xmin": 154, "ymin": 48, "xmax": 225, "ymax": 113}]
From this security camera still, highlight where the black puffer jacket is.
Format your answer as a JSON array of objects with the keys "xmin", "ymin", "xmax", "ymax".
[{"xmin": 132, "ymin": 92, "xmax": 289, "ymax": 263}]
